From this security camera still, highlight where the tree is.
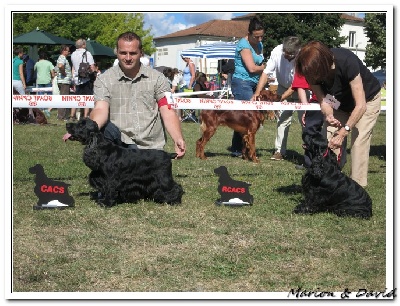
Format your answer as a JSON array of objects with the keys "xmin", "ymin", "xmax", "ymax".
[
  {"xmin": 256, "ymin": 13, "xmax": 346, "ymax": 58},
  {"xmin": 94, "ymin": 13, "xmax": 155, "ymax": 55},
  {"xmin": 363, "ymin": 13, "xmax": 386, "ymax": 70},
  {"xmin": 13, "ymin": 13, "xmax": 155, "ymax": 55}
]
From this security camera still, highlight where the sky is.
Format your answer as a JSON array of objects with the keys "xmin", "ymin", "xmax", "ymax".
[{"xmin": 143, "ymin": 13, "xmax": 247, "ymax": 38}]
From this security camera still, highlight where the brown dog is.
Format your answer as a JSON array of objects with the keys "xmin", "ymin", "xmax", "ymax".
[
  {"xmin": 258, "ymin": 89, "xmax": 279, "ymax": 121},
  {"xmin": 13, "ymin": 108, "xmax": 48, "ymax": 125},
  {"xmin": 196, "ymin": 90, "xmax": 280, "ymax": 163}
]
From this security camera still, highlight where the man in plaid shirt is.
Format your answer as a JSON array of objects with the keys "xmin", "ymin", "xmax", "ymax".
[{"xmin": 91, "ymin": 32, "xmax": 186, "ymax": 158}]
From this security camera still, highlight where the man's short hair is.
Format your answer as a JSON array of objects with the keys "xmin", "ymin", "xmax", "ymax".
[
  {"xmin": 116, "ymin": 32, "xmax": 142, "ymax": 51},
  {"xmin": 75, "ymin": 39, "xmax": 86, "ymax": 49}
]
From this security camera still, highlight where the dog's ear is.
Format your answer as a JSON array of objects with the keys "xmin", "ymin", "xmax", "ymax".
[
  {"xmin": 327, "ymin": 148, "xmax": 341, "ymax": 167},
  {"xmin": 86, "ymin": 118, "xmax": 100, "ymax": 133}
]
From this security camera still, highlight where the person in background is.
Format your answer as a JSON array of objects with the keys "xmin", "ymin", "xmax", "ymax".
[
  {"xmin": 193, "ymin": 72, "xmax": 211, "ymax": 98},
  {"xmin": 252, "ymin": 36, "xmax": 304, "ymax": 161},
  {"xmin": 179, "ymin": 56, "xmax": 196, "ymax": 121},
  {"xmin": 34, "ymin": 50, "xmax": 55, "ymax": 94},
  {"xmin": 93, "ymin": 62, "xmax": 102, "ymax": 77},
  {"xmin": 220, "ymin": 58, "xmax": 235, "ymax": 88},
  {"xmin": 22, "ymin": 54, "xmax": 36, "ymax": 87},
  {"xmin": 89, "ymin": 62, "xmax": 102, "ymax": 91},
  {"xmin": 163, "ymin": 67, "xmax": 185, "ymax": 94},
  {"xmin": 56, "ymin": 44, "xmax": 72, "ymax": 121},
  {"xmin": 171, "ymin": 68, "xmax": 186, "ymax": 94},
  {"xmin": 181, "ymin": 56, "xmax": 196, "ymax": 90},
  {"xmin": 13, "ymin": 47, "xmax": 26, "ymax": 95},
  {"xmin": 289, "ymin": 72, "xmax": 325, "ymax": 170},
  {"xmin": 230, "ymin": 16, "xmax": 266, "ymax": 157},
  {"xmin": 182, "ymin": 71, "xmax": 213, "ymax": 122},
  {"xmin": 34, "ymin": 50, "xmax": 56, "ymax": 118},
  {"xmin": 71, "ymin": 38, "xmax": 95, "ymax": 121},
  {"xmin": 163, "ymin": 67, "xmax": 174, "ymax": 87},
  {"xmin": 90, "ymin": 31, "xmax": 186, "ymax": 158},
  {"xmin": 295, "ymin": 40, "xmax": 381, "ymax": 187},
  {"xmin": 13, "ymin": 47, "xmax": 35, "ymax": 121}
]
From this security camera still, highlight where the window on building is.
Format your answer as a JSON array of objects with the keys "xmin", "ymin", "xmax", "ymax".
[
  {"xmin": 349, "ymin": 31, "xmax": 356, "ymax": 48},
  {"xmin": 156, "ymin": 47, "xmax": 169, "ymax": 56}
]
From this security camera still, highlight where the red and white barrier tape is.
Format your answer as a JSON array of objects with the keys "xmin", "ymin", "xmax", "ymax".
[
  {"xmin": 166, "ymin": 91, "xmax": 321, "ymax": 110},
  {"xmin": 12, "ymin": 95, "xmax": 94, "ymax": 108},
  {"xmin": 12, "ymin": 94, "xmax": 321, "ymax": 110},
  {"xmin": 172, "ymin": 97, "xmax": 321, "ymax": 110}
]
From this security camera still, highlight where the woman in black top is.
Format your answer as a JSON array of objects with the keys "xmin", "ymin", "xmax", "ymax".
[
  {"xmin": 193, "ymin": 72, "xmax": 211, "ymax": 98},
  {"xmin": 296, "ymin": 40, "xmax": 381, "ymax": 187}
]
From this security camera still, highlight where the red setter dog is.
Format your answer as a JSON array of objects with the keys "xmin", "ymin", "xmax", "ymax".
[{"xmin": 196, "ymin": 90, "xmax": 281, "ymax": 163}]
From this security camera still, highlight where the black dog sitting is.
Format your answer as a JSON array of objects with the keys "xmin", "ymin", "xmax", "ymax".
[
  {"xmin": 294, "ymin": 133, "xmax": 372, "ymax": 219},
  {"xmin": 64, "ymin": 118, "xmax": 184, "ymax": 207}
]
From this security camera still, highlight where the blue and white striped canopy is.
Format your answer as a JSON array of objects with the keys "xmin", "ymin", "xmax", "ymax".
[{"xmin": 180, "ymin": 42, "xmax": 237, "ymax": 59}]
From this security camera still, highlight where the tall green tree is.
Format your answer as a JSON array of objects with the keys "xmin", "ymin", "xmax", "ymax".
[
  {"xmin": 257, "ymin": 13, "xmax": 346, "ymax": 58},
  {"xmin": 13, "ymin": 13, "xmax": 155, "ymax": 55},
  {"xmin": 363, "ymin": 13, "xmax": 386, "ymax": 70},
  {"xmin": 94, "ymin": 13, "xmax": 155, "ymax": 55}
]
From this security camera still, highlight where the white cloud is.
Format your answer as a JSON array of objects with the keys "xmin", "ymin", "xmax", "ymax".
[{"xmin": 144, "ymin": 13, "xmax": 194, "ymax": 38}]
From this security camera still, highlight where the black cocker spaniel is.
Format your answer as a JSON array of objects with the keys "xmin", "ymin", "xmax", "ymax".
[
  {"xmin": 294, "ymin": 133, "xmax": 372, "ymax": 219},
  {"xmin": 64, "ymin": 118, "xmax": 183, "ymax": 207}
]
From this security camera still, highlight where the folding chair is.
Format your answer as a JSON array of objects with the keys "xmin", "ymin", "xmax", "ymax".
[
  {"xmin": 181, "ymin": 109, "xmax": 199, "ymax": 123},
  {"xmin": 181, "ymin": 88, "xmax": 199, "ymax": 123}
]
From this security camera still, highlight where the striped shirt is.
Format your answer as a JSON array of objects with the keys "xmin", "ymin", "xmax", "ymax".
[
  {"xmin": 93, "ymin": 64, "xmax": 170, "ymax": 149},
  {"xmin": 56, "ymin": 54, "xmax": 72, "ymax": 84}
]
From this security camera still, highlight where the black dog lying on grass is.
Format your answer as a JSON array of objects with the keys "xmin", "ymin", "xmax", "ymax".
[
  {"xmin": 63, "ymin": 118, "xmax": 183, "ymax": 207},
  {"xmin": 294, "ymin": 133, "xmax": 372, "ymax": 219}
]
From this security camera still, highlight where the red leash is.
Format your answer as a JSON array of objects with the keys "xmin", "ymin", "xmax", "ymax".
[{"xmin": 323, "ymin": 147, "xmax": 342, "ymax": 165}]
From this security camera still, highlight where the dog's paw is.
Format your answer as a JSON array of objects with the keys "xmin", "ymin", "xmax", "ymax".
[
  {"xmin": 96, "ymin": 196, "xmax": 117, "ymax": 208},
  {"xmin": 90, "ymin": 191, "xmax": 102, "ymax": 200},
  {"xmin": 293, "ymin": 203, "xmax": 319, "ymax": 215}
]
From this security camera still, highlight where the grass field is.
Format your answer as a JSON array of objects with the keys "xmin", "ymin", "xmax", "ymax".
[{"xmin": 10, "ymin": 110, "xmax": 389, "ymax": 297}]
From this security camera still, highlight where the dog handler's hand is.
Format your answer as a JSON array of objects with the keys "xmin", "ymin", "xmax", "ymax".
[
  {"xmin": 325, "ymin": 114, "xmax": 342, "ymax": 128},
  {"xmin": 174, "ymin": 139, "xmax": 186, "ymax": 159},
  {"xmin": 301, "ymin": 112, "xmax": 306, "ymax": 127},
  {"xmin": 329, "ymin": 129, "xmax": 346, "ymax": 150},
  {"xmin": 251, "ymin": 94, "xmax": 258, "ymax": 101}
]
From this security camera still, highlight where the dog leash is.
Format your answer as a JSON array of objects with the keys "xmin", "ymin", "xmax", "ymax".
[{"xmin": 323, "ymin": 147, "xmax": 342, "ymax": 165}]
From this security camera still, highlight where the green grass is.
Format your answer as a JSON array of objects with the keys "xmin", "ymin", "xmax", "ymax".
[{"xmin": 11, "ymin": 111, "xmax": 388, "ymax": 294}]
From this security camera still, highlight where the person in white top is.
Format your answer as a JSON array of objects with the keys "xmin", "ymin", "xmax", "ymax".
[
  {"xmin": 253, "ymin": 36, "xmax": 306, "ymax": 161},
  {"xmin": 70, "ymin": 38, "xmax": 95, "ymax": 120}
]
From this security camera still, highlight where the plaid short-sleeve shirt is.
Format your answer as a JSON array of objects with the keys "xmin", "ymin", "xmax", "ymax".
[{"xmin": 93, "ymin": 65, "xmax": 170, "ymax": 149}]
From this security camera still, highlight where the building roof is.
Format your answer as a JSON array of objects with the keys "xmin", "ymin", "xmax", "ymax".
[
  {"xmin": 154, "ymin": 13, "xmax": 364, "ymax": 40},
  {"xmin": 154, "ymin": 19, "xmax": 249, "ymax": 40},
  {"xmin": 340, "ymin": 13, "xmax": 364, "ymax": 23}
]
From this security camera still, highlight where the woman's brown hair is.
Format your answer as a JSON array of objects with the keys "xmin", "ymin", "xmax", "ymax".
[{"xmin": 295, "ymin": 41, "xmax": 334, "ymax": 85}]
